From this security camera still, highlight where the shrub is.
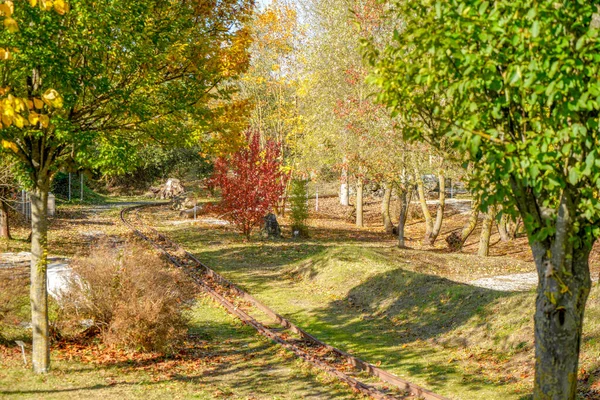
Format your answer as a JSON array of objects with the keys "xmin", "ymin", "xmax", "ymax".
[
  {"xmin": 58, "ymin": 241, "xmax": 195, "ymax": 353},
  {"xmin": 208, "ymin": 131, "xmax": 289, "ymax": 238},
  {"xmin": 289, "ymin": 179, "xmax": 309, "ymax": 237},
  {"xmin": 0, "ymin": 268, "xmax": 29, "ymax": 342}
]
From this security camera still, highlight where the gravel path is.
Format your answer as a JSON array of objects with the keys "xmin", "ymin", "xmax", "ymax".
[
  {"xmin": 470, "ymin": 272, "xmax": 538, "ymax": 292},
  {"xmin": 470, "ymin": 271, "xmax": 598, "ymax": 292}
]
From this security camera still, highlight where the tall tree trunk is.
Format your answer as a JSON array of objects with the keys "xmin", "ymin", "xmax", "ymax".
[
  {"xmin": 415, "ymin": 172, "xmax": 433, "ymax": 243},
  {"xmin": 427, "ymin": 172, "xmax": 446, "ymax": 245},
  {"xmin": 30, "ymin": 180, "xmax": 50, "ymax": 373},
  {"xmin": 355, "ymin": 178, "xmax": 363, "ymax": 227},
  {"xmin": 0, "ymin": 200, "xmax": 10, "ymax": 240},
  {"xmin": 531, "ymin": 195, "xmax": 593, "ymax": 399},
  {"xmin": 381, "ymin": 182, "xmax": 392, "ymax": 233},
  {"xmin": 497, "ymin": 212, "xmax": 511, "ymax": 242},
  {"xmin": 340, "ymin": 161, "xmax": 349, "ymax": 207},
  {"xmin": 397, "ymin": 186, "xmax": 412, "ymax": 248},
  {"xmin": 477, "ymin": 208, "xmax": 494, "ymax": 257}
]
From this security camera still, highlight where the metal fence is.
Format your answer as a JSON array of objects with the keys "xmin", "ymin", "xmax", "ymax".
[{"xmin": 18, "ymin": 191, "xmax": 56, "ymax": 222}]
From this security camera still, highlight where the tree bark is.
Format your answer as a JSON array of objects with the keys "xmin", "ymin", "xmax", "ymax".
[
  {"xmin": 355, "ymin": 178, "xmax": 363, "ymax": 227},
  {"xmin": 415, "ymin": 172, "xmax": 433, "ymax": 243},
  {"xmin": 0, "ymin": 200, "xmax": 10, "ymax": 240},
  {"xmin": 397, "ymin": 186, "xmax": 412, "ymax": 248},
  {"xmin": 447, "ymin": 199, "xmax": 480, "ymax": 251},
  {"xmin": 531, "ymin": 205, "xmax": 593, "ymax": 399},
  {"xmin": 30, "ymin": 181, "xmax": 50, "ymax": 373},
  {"xmin": 340, "ymin": 162, "xmax": 349, "ymax": 207},
  {"xmin": 477, "ymin": 208, "xmax": 494, "ymax": 257},
  {"xmin": 497, "ymin": 212, "xmax": 511, "ymax": 242},
  {"xmin": 381, "ymin": 182, "xmax": 393, "ymax": 233},
  {"xmin": 461, "ymin": 200, "xmax": 479, "ymax": 246},
  {"xmin": 427, "ymin": 172, "xmax": 446, "ymax": 245}
]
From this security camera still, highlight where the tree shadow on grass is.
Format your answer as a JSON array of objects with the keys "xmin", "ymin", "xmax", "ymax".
[{"xmin": 288, "ymin": 268, "xmax": 520, "ymax": 395}]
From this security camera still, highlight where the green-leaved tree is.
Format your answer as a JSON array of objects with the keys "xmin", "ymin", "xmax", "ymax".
[
  {"xmin": 0, "ymin": 0, "xmax": 252, "ymax": 374},
  {"xmin": 367, "ymin": 0, "xmax": 600, "ymax": 397}
]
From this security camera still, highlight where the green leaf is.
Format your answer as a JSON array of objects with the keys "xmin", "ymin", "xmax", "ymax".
[{"xmin": 531, "ymin": 20, "xmax": 540, "ymax": 38}]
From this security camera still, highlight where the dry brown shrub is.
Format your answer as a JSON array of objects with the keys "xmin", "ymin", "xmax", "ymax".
[
  {"xmin": 0, "ymin": 267, "xmax": 29, "ymax": 341},
  {"xmin": 59, "ymin": 240, "xmax": 195, "ymax": 353}
]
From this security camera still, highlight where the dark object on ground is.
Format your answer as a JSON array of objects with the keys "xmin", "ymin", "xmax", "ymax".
[
  {"xmin": 180, "ymin": 205, "xmax": 203, "ymax": 219},
  {"xmin": 263, "ymin": 213, "xmax": 281, "ymax": 238},
  {"xmin": 446, "ymin": 231, "xmax": 462, "ymax": 251},
  {"xmin": 149, "ymin": 178, "xmax": 185, "ymax": 200}
]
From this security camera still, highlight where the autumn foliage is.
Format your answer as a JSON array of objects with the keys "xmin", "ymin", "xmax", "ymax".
[{"xmin": 209, "ymin": 131, "xmax": 288, "ymax": 237}]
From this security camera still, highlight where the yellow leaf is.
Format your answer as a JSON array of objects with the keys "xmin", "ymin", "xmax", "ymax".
[
  {"xmin": 14, "ymin": 114, "xmax": 26, "ymax": 128},
  {"xmin": 0, "ymin": 3, "xmax": 11, "ymax": 18},
  {"xmin": 53, "ymin": 0, "xmax": 68, "ymax": 15},
  {"xmin": 42, "ymin": 88, "xmax": 63, "ymax": 108},
  {"xmin": 27, "ymin": 99, "xmax": 33, "ymax": 109},
  {"xmin": 14, "ymin": 97, "xmax": 25, "ymax": 112},
  {"xmin": 0, "ymin": 48, "xmax": 11, "ymax": 60},
  {"xmin": 28, "ymin": 111, "xmax": 39, "ymax": 125},
  {"xmin": 29, "ymin": 0, "xmax": 37, "ymax": 6},
  {"xmin": 3, "ymin": 17, "xmax": 18, "ymax": 33},
  {"xmin": 33, "ymin": 98, "xmax": 44, "ymax": 109},
  {"xmin": 39, "ymin": 114, "xmax": 49, "ymax": 128},
  {"xmin": 40, "ymin": 0, "xmax": 53, "ymax": 11},
  {"xmin": 1, "ymin": 113, "xmax": 12, "ymax": 127},
  {"xmin": 1, "ymin": 140, "xmax": 18, "ymax": 152}
]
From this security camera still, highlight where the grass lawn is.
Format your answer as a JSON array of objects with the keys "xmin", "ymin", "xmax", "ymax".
[
  {"xmin": 144, "ymin": 197, "xmax": 600, "ymax": 400},
  {"xmin": 3, "ymin": 195, "xmax": 600, "ymax": 399},
  {"xmin": 1, "ymin": 200, "xmax": 358, "ymax": 400},
  {"xmin": 1, "ymin": 296, "xmax": 357, "ymax": 400}
]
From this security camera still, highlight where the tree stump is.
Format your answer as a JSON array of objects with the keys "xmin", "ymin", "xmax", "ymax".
[{"xmin": 262, "ymin": 213, "xmax": 281, "ymax": 238}]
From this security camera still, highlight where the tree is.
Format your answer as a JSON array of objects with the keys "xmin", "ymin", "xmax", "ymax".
[
  {"xmin": 0, "ymin": 0, "xmax": 252, "ymax": 373},
  {"xmin": 208, "ymin": 131, "xmax": 288, "ymax": 238},
  {"xmin": 0, "ymin": 159, "xmax": 17, "ymax": 240},
  {"xmin": 368, "ymin": 0, "xmax": 600, "ymax": 397}
]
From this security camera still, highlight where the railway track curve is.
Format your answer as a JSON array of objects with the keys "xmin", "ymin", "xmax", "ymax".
[{"xmin": 120, "ymin": 203, "xmax": 449, "ymax": 400}]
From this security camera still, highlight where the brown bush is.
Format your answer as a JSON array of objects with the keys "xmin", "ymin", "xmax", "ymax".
[
  {"xmin": 0, "ymin": 267, "xmax": 29, "ymax": 342},
  {"xmin": 59, "ymin": 240, "xmax": 195, "ymax": 353}
]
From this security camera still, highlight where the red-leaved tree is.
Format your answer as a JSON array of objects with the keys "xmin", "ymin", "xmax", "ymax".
[{"xmin": 209, "ymin": 131, "xmax": 288, "ymax": 237}]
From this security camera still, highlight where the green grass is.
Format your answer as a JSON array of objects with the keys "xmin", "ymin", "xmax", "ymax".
[
  {"xmin": 158, "ymin": 220, "xmax": 600, "ymax": 400},
  {"xmin": 0, "ymin": 297, "xmax": 357, "ymax": 400}
]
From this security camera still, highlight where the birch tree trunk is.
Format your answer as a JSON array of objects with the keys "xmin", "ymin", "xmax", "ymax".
[
  {"xmin": 461, "ymin": 200, "xmax": 479, "ymax": 245},
  {"xmin": 477, "ymin": 209, "xmax": 494, "ymax": 257},
  {"xmin": 497, "ymin": 212, "xmax": 511, "ymax": 242},
  {"xmin": 355, "ymin": 178, "xmax": 364, "ymax": 227},
  {"xmin": 381, "ymin": 182, "xmax": 392, "ymax": 233},
  {"xmin": 30, "ymin": 180, "xmax": 50, "ymax": 373},
  {"xmin": 397, "ymin": 186, "xmax": 412, "ymax": 248},
  {"xmin": 0, "ymin": 201, "xmax": 10, "ymax": 240},
  {"xmin": 415, "ymin": 172, "xmax": 433, "ymax": 243},
  {"xmin": 427, "ymin": 173, "xmax": 445, "ymax": 245},
  {"xmin": 340, "ymin": 162, "xmax": 349, "ymax": 207}
]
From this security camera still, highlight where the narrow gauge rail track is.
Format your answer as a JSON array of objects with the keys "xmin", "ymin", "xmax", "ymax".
[{"xmin": 120, "ymin": 203, "xmax": 449, "ymax": 400}]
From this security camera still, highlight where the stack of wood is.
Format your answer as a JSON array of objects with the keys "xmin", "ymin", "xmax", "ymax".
[{"xmin": 149, "ymin": 178, "xmax": 185, "ymax": 199}]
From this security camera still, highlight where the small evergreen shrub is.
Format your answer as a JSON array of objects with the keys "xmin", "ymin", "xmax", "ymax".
[{"xmin": 290, "ymin": 179, "xmax": 309, "ymax": 238}]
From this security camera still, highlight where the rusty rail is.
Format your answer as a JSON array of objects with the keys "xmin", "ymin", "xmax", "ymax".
[{"xmin": 120, "ymin": 203, "xmax": 449, "ymax": 400}]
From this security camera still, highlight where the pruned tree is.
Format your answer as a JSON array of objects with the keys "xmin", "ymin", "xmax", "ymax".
[
  {"xmin": 368, "ymin": 0, "xmax": 600, "ymax": 397},
  {"xmin": 208, "ymin": 131, "xmax": 289, "ymax": 238}
]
